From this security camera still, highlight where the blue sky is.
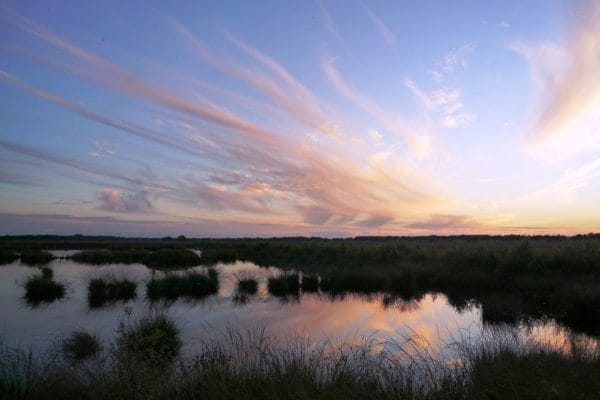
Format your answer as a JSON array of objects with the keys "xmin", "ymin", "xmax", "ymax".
[{"xmin": 1, "ymin": 0, "xmax": 599, "ymax": 236}]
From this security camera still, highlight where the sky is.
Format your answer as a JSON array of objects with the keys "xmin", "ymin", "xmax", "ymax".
[{"xmin": 0, "ymin": 0, "xmax": 599, "ymax": 237}]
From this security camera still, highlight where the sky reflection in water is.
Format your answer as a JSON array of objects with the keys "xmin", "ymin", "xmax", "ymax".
[{"xmin": 0, "ymin": 258, "xmax": 594, "ymax": 358}]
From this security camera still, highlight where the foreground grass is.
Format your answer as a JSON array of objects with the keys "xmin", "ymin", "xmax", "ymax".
[
  {"xmin": 116, "ymin": 315, "xmax": 181, "ymax": 364},
  {"xmin": 467, "ymin": 348, "xmax": 600, "ymax": 399},
  {"xmin": 1, "ymin": 319, "xmax": 599, "ymax": 400},
  {"xmin": 62, "ymin": 331, "xmax": 102, "ymax": 361}
]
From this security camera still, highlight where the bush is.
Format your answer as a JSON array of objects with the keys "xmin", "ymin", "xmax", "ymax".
[{"xmin": 116, "ymin": 315, "xmax": 181, "ymax": 365}]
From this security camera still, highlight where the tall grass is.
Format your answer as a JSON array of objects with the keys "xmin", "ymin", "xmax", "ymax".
[
  {"xmin": 62, "ymin": 331, "xmax": 102, "ymax": 360},
  {"xmin": 1, "ymin": 323, "xmax": 599, "ymax": 400}
]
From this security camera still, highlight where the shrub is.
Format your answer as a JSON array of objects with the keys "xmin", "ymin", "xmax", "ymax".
[{"xmin": 116, "ymin": 315, "xmax": 181, "ymax": 365}]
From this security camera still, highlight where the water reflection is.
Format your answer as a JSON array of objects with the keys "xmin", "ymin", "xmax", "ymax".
[{"xmin": 0, "ymin": 258, "xmax": 596, "ymax": 360}]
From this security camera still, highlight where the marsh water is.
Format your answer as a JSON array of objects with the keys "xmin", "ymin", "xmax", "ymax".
[{"xmin": 0, "ymin": 254, "xmax": 595, "ymax": 359}]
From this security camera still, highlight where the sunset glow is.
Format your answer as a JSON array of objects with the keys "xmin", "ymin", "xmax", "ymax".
[{"xmin": 1, "ymin": 1, "xmax": 599, "ymax": 236}]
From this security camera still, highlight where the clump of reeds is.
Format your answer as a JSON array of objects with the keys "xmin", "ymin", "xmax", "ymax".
[
  {"xmin": 23, "ymin": 273, "xmax": 66, "ymax": 306},
  {"xmin": 146, "ymin": 269, "xmax": 219, "ymax": 301},
  {"xmin": 88, "ymin": 276, "xmax": 137, "ymax": 309},
  {"xmin": 62, "ymin": 331, "xmax": 102, "ymax": 360},
  {"xmin": 267, "ymin": 273, "xmax": 299, "ymax": 297},
  {"xmin": 235, "ymin": 272, "xmax": 259, "ymax": 295}
]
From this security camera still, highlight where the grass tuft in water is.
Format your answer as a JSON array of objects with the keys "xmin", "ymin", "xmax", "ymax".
[
  {"xmin": 146, "ymin": 269, "xmax": 219, "ymax": 301},
  {"xmin": 23, "ymin": 273, "xmax": 65, "ymax": 306},
  {"xmin": 267, "ymin": 273, "xmax": 299, "ymax": 297},
  {"xmin": 236, "ymin": 274, "xmax": 258, "ymax": 295},
  {"xmin": 88, "ymin": 276, "xmax": 137, "ymax": 309}
]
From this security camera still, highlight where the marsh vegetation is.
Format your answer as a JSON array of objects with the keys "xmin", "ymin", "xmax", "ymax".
[
  {"xmin": 146, "ymin": 269, "xmax": 219, "ymax": 301},
  {"xmin": 3, "ymin": 234, "xmax": 600, "ymax": 398},
  {"xmin": 62, "ymin": 331, "xmax": 102, "ymax": 361},
  {"xmin": 88, "ymin": 276, "xmax": 137, "ymax": 308},
  {"xmin": 71, "ymin": 248, "xmax": 200, "ymax": 269},
  {"xmin": 23, "ymin": 270, "xmax": 66, "ymax": 306},
  {"xmin": 1, "ymin": 315, "xmax": 599, "ymax": 400},
  {"xmin": 19, "ymin": 250, "xmax": 54, "ymax": 266}
]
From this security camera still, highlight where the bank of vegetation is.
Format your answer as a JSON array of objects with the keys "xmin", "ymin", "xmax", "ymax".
[{"xmin": 1, "ymin": 314, "xmax": 599, "ymax": 400}]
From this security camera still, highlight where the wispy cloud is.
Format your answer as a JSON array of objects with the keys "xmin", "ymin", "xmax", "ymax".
[
  {"xmin": 89, "ymin": 140, "xmax": 115, "ymax": 158},
  {"xmin": 322, "ymin": 56, "xmax": 432, "ymax": 158},
  {"xmin": 407, "ymin": 214, "xmax": 482, "ymax": 230},
  {"xmin": 315, "ymin": 0, "xmax": 342, "ymax": 41},
  {"xmin": 428, "ymin": 43, "xmax": 474, "ymax": 83},
  {"xmin": 99, "ymin": 188, "xmax": 154, "ymax": 213},
  {"xmin": 404, "ymin": 79, "xmax": 475, "ymax": 129},
  {"xmin": 363, "ymin": 4, "xmax": 397, "ymax": 49},
  {"xmin": 0, "ymin": 9, "xmax": 450, "ymax": 233},
  {"xmin": 511, "ymin": 1, "xmax": 600, "ymax": 156}
]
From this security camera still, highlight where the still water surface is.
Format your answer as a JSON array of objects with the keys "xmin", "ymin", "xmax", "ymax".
[{"xmin": 0, "ymin": 256, "xmax": 593, "ymax": 357}]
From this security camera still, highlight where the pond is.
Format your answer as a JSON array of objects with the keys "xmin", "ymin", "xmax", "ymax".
[{"xmin": 0, "ymin": 256, "xmax": 595, "ymax": 360}]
